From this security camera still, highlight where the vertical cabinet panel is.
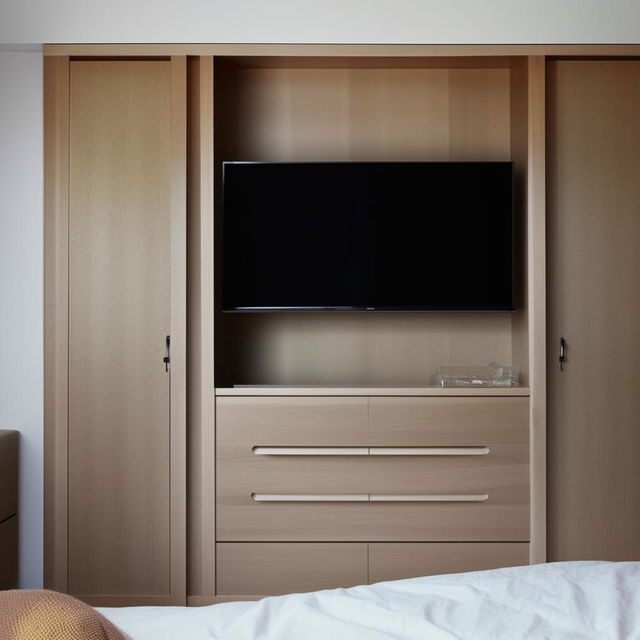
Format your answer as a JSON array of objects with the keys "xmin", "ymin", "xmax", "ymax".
[
  {"xmin": 547, "ymin": 61, "xmax": 640, "ymax": 561},
  {"xmin": 186, "ymin": 55, "xmax": 216, "ymax": 603},
  {"xmin": 67, "ymin": 60, "xmax": 185, "ymax": 601},
  {"xmin": 44, "ymin": 55, "xmax": 71, "ymax": 593}
]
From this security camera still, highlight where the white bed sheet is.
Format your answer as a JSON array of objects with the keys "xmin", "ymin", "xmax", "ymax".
[{"xmin": 100, "ymin": 561, "xmax": 640, "ymax": 640}]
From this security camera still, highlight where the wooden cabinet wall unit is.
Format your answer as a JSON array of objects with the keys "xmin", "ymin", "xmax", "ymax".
[
  {"xmin": 546, "ymin": 60, "xmax": 640, "ymax": 562},
  {"xmin": 44, "ymin": 42, "xmax": 640, "ymax": 607},
  {"xmin": 44, "ymin": 56, "xmax": 188, "ymax": 606}
]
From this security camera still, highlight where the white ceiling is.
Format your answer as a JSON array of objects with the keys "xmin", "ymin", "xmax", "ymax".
[{"xmin": 0, "ymin": 0, "xmax": 638, "ymax": 45}]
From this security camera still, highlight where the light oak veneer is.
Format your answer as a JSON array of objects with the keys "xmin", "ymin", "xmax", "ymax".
[
  {"xmin": 68, "ymin": 60, "xmax": 173, "ymax": 599},
  {"xmin": 217, "ymin": 397, "xmax": 529, "ymax": 542},
  {"xmin": 369, "ymin": 542, "xmax": 529, "ymax": 583},
  {"xmin": 547, "ymin": 60, "xmax": 640, "ymax": 562},
  {"xmin": 43, "ymin": 47, "xmax": 553, "ymax": 604},
  {"xmin": 46, "ymin": 58, "xmax": 189, "ymax": 606},
  {"xmin": 217, "ymin": 543, "xmax": 367, "ymax": 596}
]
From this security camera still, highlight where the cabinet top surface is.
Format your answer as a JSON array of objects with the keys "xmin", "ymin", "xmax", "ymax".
[
  {"xmin": 45, "ymin": 44, "xmax": 640, "ymax": 58},
  {"xmin": 215, "ymin": 386, "xmax": 531, "ymax": 397}
]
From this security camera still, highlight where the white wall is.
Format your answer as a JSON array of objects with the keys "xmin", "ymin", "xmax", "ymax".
[
  {"xmin": 0, "ymin": 0, "xmax": 639, "ymax": 591},
  {"xmin": 0, "ymin": 49, "xmax": 43, "ymax": 588},
  {"xmin": 1, "ymin": 0, "xmax": 640, "ymax": 45}
]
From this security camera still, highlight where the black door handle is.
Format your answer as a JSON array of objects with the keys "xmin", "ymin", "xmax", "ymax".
[
  {"xmin": 164, "ymin": 335, "xmax": 171, "ymax": 372},
  {"xmin": 559, "ymin": 337, "xmax": 566, "ymax": 371}
]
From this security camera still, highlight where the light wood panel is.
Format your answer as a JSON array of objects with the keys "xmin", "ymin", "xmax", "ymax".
[
  {"xmin": 170, "ymin": 54, "xmax": 188, "ymax": 606},
  {"xmin": 508, "ymin": 58, "xmax": 529, "ymax": 386},
  {"xmin": 218, "ymin": 498, "xmax": 528, "ymax": 543},
  {"xmin": 66, "ymin": 59, "xmax": 185, "ymax": 601},
  {"xmin": 369, "ymin": 397, "xmax": 529, "ymax": 445},
  {"xmin": 217, "ymin": 397, "xmax": 529, "ymax": 542},
  {"xmin": 42, "ymin": 50, "xmax": 548, "ymax": 601},
  {"xmin": 369, "ymin": 542, "xmax": 529, "ymax": 583},
  {"xmin": 214, "ymin": 64, "xmax": 516, "ymax": 387},
  {"xmin": 448, "ymin": 68, "xmax": 510, "ymax": 160},
  {"xmin": 547, "ymin": 60, "xmax": 640, "ymax": 561},
  {"xmin": 216, "ymin": 396, "xmax": 528, "ymax": 448},
  {"xmin": 216, "ymin": 543, "xmax": 367, "ymax": 595},
  {"xmin": 216, "ymin": 387, "xmax": 531, "ymax": 396},
  {"xmin": 224, "ymin": 444, "xmax": 526, "ymax": 489},
  {"xmin": 44, "ymin": 44, "xmax": 640, "ymax": 57},
  {"xmin": 187, "ymin": 55, "xmax": 216, "ymax": 600},
  {"xmin": 525, "ymin": 56, "xmax": 546, "ymax": 565},
  {"xmin": 217, "ymin": 313, "xmax": 514, "ymax": 387},
  {"xmin": 218, "ymin": 450, "xmax": 528, "ymax": 541},
  {"xmin": 216, "ymin": 397, "xmax": 369, "ymax": 447},
  {"xmin": 347, "ymin": 68, "xmax": 449, "ymax": 160},
  {"xmin": 43, "ymin": 55, "xmax": 70, "ymax": 593},
  {"xmin": 217, "ymin": 451, "xmax": 528, "ymax": 541}
]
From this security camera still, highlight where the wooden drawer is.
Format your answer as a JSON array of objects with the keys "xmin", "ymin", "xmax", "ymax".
[
  {"xmin": 217, "ymin": 443, "xmax": 529, "ymax": 541},
  {"xmin": 216, "ymin": 396, "xmax": 369, "ymax": 446},
  {"xmin": 369, "ymin": 542, "xmax": 529, "ymax": 583},
  {"xmin": 216, "ymin": 543, "xmax": 367, "ymax": 596},
  {"xmin": 369, "ymin": 397, "xmax": 529, "ymax": 445},
  {"xmin": 217, "ymin": 395, "xmax": 529, "ymax": 541},
  {"xmin": 217, "ymin": 396, "xmax": 528, "ymax": 447}
]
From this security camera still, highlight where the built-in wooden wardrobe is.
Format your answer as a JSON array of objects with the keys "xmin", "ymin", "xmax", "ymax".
[
  {"xmin": 45, "ymin": 57, "xmax": 188, "ymax": 605},
  {"xmin": 546, "ymin": 59, "xmax": 640, "ymax": 561},
  {"xmin": 44, "ymin": 45, "xmax": 640, "ymax": 608}
]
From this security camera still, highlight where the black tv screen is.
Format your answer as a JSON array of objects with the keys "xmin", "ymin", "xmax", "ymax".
[{"xmin": 222, "ymin": 162, "xmax": 514, "ymax": 312}]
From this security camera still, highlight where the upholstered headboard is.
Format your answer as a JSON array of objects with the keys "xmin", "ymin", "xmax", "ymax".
[{"xmin": 0, "ymin": 429, "xmax": 19, "ymax": 588}]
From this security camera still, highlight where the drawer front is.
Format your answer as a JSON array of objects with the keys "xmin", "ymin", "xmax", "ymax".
[
  {"xmin": 219, "ymin": 500, "xmax": 529, "ymax": 542},
  {"xmin": 217, "ymin": 397, "xmax": 369, "ymax": 446},
  {"xmin": 217, "ymin": 443, "xmax": 529, "ymax": 541},
  {"xmin": 216, "ymin": 397, "xmax": 529, "ymax": 448},
  {"xmin": 217, "ymin": 395, "xmax": 530, "ymax": 542},
  {"xmin": 216, "ymin": 543, "xmax": 367, "ymax": 596},
  {"xmin": 369, "ymin": 542, "xmax": 529, "ymax": 583},
  {"xmin": 369, "ymin": 397, "xmax": 529, "ymax": 445},
  {"xmin": 217, "ymin": 397, "xmax": 529, "ymax": 447}
]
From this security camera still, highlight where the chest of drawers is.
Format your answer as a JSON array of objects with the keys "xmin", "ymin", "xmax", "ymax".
[{"xmin": 215, "ymin": 393, "xmax": 531, "ymax": 597}]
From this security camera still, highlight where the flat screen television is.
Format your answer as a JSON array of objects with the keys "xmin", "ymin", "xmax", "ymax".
[{"xmin": 222, "ymin": 161, "xmax": 514, "ymax": 312}]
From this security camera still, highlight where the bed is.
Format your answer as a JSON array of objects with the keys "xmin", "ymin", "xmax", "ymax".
[{"xmin": 99, "ymin": 561, "xmax": 640, "ymax": 639}]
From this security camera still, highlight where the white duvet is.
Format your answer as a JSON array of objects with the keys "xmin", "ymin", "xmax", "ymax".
[{"xmin": 100, "ymin": 561, "xmax": 640, "ymax": 639}]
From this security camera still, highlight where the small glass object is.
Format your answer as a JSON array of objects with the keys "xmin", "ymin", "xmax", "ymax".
[{"xmin": 436, "ymin": 361, "xmax": 519, "ymax": 387}]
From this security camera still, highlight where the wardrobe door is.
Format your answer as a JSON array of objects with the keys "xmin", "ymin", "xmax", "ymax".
[
  {"xmin": 547, "ymin": 61, "xmax": 640, "ymax": 561},
  {"xmin": 67, "ymin": 59, "xmax": 186, "ymax": 604}
]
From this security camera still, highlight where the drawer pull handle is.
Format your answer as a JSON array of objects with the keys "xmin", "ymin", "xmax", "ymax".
[
  {"xmin": 369, "ymin": 447, "xmax": 489, "ymax": 456},
  {"xmin": 252, "ymin": 446, "xmax": 489, "ymax": 456},
  {"xmin": 253, "ymin": 447, "xmax": 368, "ymax": 456},
  {"xmin": 251, "ymin": 493, "xmax": 488, "ymax": 502},
  {"xmin": 252, "ymin": 493, "xmax": 369, "ymax": 502},
  {"xmin": 370, "ymin": 493, "xmax": 488, "ymax": 502}
]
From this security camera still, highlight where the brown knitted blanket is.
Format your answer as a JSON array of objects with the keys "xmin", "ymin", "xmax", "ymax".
[{"xmin": 0, "ymin": 590, "xmax": 127, "ymax": 640}]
